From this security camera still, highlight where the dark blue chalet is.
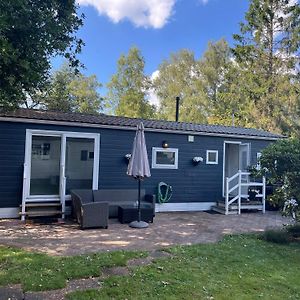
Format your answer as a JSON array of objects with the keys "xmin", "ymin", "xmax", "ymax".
[{"xmin": 0, "ymin": 109, "xmax": 282, "ymax": 219}]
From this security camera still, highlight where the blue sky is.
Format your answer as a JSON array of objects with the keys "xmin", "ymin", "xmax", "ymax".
[{"xmin": 53, "ymin": 0, "xmax": 250, "ymax": 99}]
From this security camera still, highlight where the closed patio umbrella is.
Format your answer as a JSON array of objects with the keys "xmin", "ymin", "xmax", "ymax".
[{"xmin": 127, "ymin": 122, "xmax": 151, "ymax": 228}]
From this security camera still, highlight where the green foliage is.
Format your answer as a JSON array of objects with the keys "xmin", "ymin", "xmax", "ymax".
[
  {"xmin": 153, "ymin": 40, "xmax": 234, "ymax": 124},
  {"xmin": 67, "ymin": 235, "xmax": 300, "ymax": 299},
  {"xmin": 0, "ymin": 246, "xmax": 144, "ymax": 291},
  {"xmin": 262, "ymin": 228, "xmax": 291, "ymax": 244},
  {"xmin": 107, "ymin": 47, "xmax": 155, "ymax": 119},
  {"xmin": 0, "ymin": 0, "xmax": 84, "ymax": 109},
  {"xmin": 36, "ymin": 63, "xmax": 103, "ymax": 114},
  {"xmin": 286, "ymin": 224, "xmax": 300, "ymax": 238},
  {"xmin": 153, "ymin": 49, "xmax": 207, "ymax": 122},
  {"xmin": 257, "ymin": 138, "xmax": 300, "ymax": 215},
  {"xmin": 232, "ymin": 0, "xmax": 300, "ymax": 135}
]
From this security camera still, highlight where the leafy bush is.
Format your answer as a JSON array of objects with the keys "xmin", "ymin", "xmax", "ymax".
[
  {"xmin": 286, "ymin": 224, "xmax": 300, "ymax": 238},
  {"xmin": 262, "ymin": 229, "xmax": 291, "ymax": 244},
  {"xmin": 252, "ymin": 138, "xmax": 300, "ymax": 221}
]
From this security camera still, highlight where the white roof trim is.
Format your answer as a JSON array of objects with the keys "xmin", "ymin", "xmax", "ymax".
[{"xmin": 0, "ymin": 116, "xmax": 281, "ymax": 141}]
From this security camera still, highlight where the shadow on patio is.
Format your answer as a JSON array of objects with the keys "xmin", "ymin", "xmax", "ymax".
[{"xmin": 0, "ymin": 211, "xmax": 290, "ymax": 256}]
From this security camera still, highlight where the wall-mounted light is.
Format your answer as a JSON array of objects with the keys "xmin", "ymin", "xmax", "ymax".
[
  {"xmin": 192, "ymin": 156, "xmax": 203, "ymax": 165},
  {"xmin": 162, "ymin": 141, "xmax": 169, "ymax": 148},
  {"xmin": 125, "ymin": 153, "xmax": 132, "ymax": 160}
]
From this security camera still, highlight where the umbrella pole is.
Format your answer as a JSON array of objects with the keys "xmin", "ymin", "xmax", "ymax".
[
  {"xmin": 138, "ymin": 178, "xmax": 141, "ymax": 222},
  {"xmin": 129, "ymin": 178, "xmax": 149, "ymax": 229}
]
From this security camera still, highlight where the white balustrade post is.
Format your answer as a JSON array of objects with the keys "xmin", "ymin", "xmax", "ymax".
[
  {"xmin": 21, "ymin": 163, "xmax": 27, "ymax": 221},
  {"xmin": 262, "ymin": 176, "xmax": 266, "ymax": 214},
  {"xmin": 225, "ymin": 177, "xmax": 229, "ymax": 215},
  {"xmin": 238, "ymin": 170, "xmax": 242, "ymax": 215}
]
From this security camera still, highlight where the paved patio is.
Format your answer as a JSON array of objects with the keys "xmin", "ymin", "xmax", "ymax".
[{"xmin": 0, "ymin": 211, "xmax": 290, "ymax": 256}]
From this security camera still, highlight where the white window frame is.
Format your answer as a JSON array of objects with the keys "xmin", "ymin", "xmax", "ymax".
[
  {"xmin": 152, "ymin": 147, "xmax": 178, "ymax": 169},
  {"xmin": 256, "ymin": 152, "xmax": 262, "ymax": 170},
  {"xmin": 206, "ymin": 150, "xmax": 219, "ymax": 165}
]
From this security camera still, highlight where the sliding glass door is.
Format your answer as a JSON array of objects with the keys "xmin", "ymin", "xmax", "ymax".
[
  {"xmin": 65, "ymin": 137, "xmax": 95, "ymax": 194},
  {"xmin": 30, "ymin": 135, "xmax": 61, "ymax": 196},
  {"xmin": 25, "ymin": 131, "xmax": 100, "ymax": 207}
]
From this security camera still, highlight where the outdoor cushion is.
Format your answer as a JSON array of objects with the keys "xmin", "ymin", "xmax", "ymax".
[
  {"xmin": 72, "ymin": 189, "xmax": 93, "ymax": 203},
  {"xmin": 93, "ymin": 189, "xmax": 146, "ymax": 203}
]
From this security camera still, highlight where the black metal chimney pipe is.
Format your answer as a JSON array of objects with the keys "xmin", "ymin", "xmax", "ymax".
[{"xmin": 175, "ymin": 96, "xmax": 180, "ymax": 122}]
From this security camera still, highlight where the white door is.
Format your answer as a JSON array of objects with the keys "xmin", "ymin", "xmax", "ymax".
[
  {"xmin": 239, "ymin": 143, "xmax": 250, "ymax": 195},
  {"xmin": 239, "ymin": 143, "xmax": 250, "ymax": 172},
  {"xmin": 223, "ymin": 142, "xmax": 250, "ymax": 197}
]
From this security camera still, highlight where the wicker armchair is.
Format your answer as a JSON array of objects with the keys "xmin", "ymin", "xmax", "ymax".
[{"xmin": 71, "ymin": 190, "xmax": 108, "ymax": 229}]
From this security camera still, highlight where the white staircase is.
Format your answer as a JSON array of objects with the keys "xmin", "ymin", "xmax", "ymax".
[
  {"xmin": 19, "ymin": 201, "xmax": 62, "ymax": 220},
  {"xmin": 212, "ymin": 171, "xmax": 266, "ymax": 215},
  {"xmin": 20, "ymin": 163, "xmax": 64, "ymax": 221}
]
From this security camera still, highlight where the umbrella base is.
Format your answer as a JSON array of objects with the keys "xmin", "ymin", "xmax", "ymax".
[{"xmin": 129, "ymin": 220, "xmax": 149, "ymax": 228}]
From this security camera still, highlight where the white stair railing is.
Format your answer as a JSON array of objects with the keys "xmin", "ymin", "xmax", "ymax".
[
  {"xmin": 21, "ymin": 163, "xmax": 28, "ymax": 221},
  {"xmin": 225, "ymin": 171, "xmax": 266, "ymax": 215}
]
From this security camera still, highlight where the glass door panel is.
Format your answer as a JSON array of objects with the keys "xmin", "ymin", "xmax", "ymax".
[
  {"xmin": 65, "ymin": 137, "xmax": 94, "ymax": 194},
  {"xmin": 30, "ymin": 136, "xmax": 61, "ymax": 195},
  {"xmin": 239, "ymin": 143, "xmax": 250, "ymax": 172}
]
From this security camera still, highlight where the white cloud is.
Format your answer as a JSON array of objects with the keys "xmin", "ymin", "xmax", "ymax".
[
  {"xmin": 147, "ymin": 70, "xmax": 160, "ymax": 107},
  {"xmin": 78, "ymin": 0, "xmax": 176, "ymax": 29},
  {"xmin": 199, "ymin": 0, "xmax": 209, "ymax": 5}
]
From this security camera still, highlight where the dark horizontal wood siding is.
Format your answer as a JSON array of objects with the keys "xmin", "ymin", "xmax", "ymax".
[{"xmin": 0, "ymin": 120, "xmax": 274, "ymax": 208}]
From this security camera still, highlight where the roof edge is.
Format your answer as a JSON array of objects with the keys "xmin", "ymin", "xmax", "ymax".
[{"xmin": 0, "ymin": 116, "xmax": 283, "ymax": 141}]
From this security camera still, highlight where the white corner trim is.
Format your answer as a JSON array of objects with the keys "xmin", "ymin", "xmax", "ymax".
[
  {"xmin": 0, "ymin": 208, "xmax": 19, "ymax": 219},
  {"xmin": 155, "ymin": 202, "xmax": 215, "ymax": 212}
]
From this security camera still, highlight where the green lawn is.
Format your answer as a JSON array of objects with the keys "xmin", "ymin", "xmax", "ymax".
[
  {"xmin": 67, "ymin": 235, "xmax": 300, "ymax": 300},
  {"xmin": 0, "ymin": 247, "xmax": 145, "ymax": 291},
  {"xmin": 0, "ymin": 235, "xmax": 299, "ymax": 299}
]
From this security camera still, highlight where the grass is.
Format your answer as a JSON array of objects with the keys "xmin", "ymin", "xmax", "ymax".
[
  {"xmin": 0, "ymin": 246, "xmax": 145, "ymax": 291},
  {"xmin": 67, "ymin": 235, "xmax": 300, "ymax": 300},
  {"xmin": 1, "ymin": 235, "xmax": 299, "ymax": 299}
]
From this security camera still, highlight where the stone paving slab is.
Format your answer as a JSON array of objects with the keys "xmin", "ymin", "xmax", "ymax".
[
  {"xmin": 0, "ymin": 284, "xmax": 23, "ymax": 300},
  {"xmin": 0, "ymin": 211, "xmax": 291, "ymax": 256},
  {"xmin": 0, "ymin": 250, "xmax": 172, "ymax": 300},
  {"xmin": 24, "ymin": 277, "xmax": 101, "ymax": 300}
]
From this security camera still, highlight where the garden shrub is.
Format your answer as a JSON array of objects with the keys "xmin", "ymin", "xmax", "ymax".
[
  {"xmin": 252, "ymin": 138, "xmax": 300, "ymax": 222},
  {"xmin": 286, "ymin": 224, "xmax": 300, "ymax": 238},
  {"xmin": 262, "ymin": 229, "xmax": 290, "ymax": 244}
]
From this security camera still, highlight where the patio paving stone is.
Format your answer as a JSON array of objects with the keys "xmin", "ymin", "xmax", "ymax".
[
  {"xmin": 0, "ymin": 211, "xmax": 291, "ymax": 256},
  {"xmin": 0, "ymin": 284, "xmax": 23, "ymax": 300}
]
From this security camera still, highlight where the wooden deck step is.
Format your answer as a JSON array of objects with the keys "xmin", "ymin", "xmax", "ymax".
[
  {"xmin": 19, "ymin": 210, "xmax": 62, "ymax": 216},
  {"xmin": 211, "ymin": 206, "xmax": 238, "ymax": 215},
  {"xmin": 217, "ymin": 200, "xmax": 262, "ymax": 209},
  {"xmin": 20, "ymin": 203, "xmax": 62, "ymax": 208}
]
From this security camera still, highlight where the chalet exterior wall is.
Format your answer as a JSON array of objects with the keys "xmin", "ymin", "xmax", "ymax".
[{"xmin": 0, "ymin": 120, "xmax": 272, "ymax": 213}]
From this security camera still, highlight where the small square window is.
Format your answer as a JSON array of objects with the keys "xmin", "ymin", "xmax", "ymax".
[
  {"xmin": 152, "ymin": 147, "xmax": 178, "ymax": 169},
  {"xmin": 206, "ymin": 150, "xmax": 218, "ymax": 165},
  {"xmin": 256, "ymin": 152, "xmax": 262, "ymax": 170}
]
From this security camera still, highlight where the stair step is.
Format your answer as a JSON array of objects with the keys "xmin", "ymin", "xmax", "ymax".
[
  {"xmin": 217, "ymin": 200, "xmax": 262, "ymax": 206},
  {"xmin": 20, "ymin": 203, "xmax": 62, "ymax": 208},
  {"xmin": 217, "ymin": 202, "xmax": 238, "ymax": 209},
  {"xmin": 19, "ymin": 210, "xmax": 62, "ymax": 216},
  {"xmin": 211, "ymin": 206, "xmax": 238, "ymax": 215}
]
